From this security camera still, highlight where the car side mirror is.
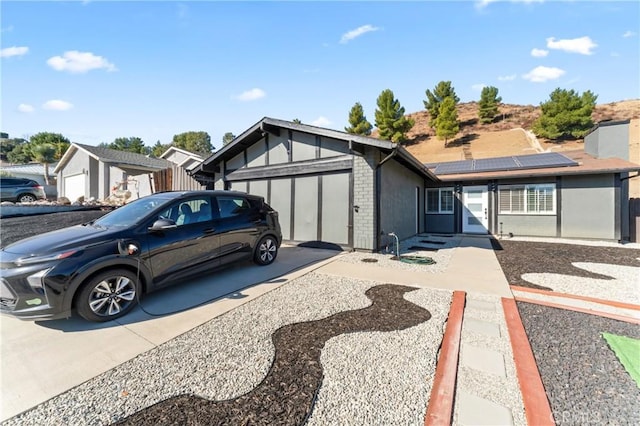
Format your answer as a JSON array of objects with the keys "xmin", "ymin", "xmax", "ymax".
[{"xmin": 149, "ymin": 218, "xmax": 177, "ymax": 232}]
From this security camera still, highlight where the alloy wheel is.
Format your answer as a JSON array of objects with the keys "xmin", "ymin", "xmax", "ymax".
[{"xmin": 88, "ymin": 276, "xmax": 136, "ymax": 317}]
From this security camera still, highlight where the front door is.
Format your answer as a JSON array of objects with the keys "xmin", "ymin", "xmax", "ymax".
[{"xmin": 462, "ymin": 186, "xmax": 488, "ymax": 234}]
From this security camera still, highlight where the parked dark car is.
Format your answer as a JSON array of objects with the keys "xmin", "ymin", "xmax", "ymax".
[
  {"xmin": 0, "ymin": 177, "xmax": 46, "ymax": 203},
  {"xmin": 0, "ymin": 190, "xmax": 282, "ymax": 322}
]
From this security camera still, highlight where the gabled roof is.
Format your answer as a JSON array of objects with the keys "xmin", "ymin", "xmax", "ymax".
[
  {"xmin": 192, "ymin": 117, "xmax": 438, "ymax": 181},
  {"xmin": 160, "ymin": 146, "xmax": 204, "ymax": 169},
  {"xmin": 54, "ymin": 143, "xmax": 171, "ymax": 173},
  {"xmin": 429, "ymin": 150, "xmax": 640, "ymax": 182}
]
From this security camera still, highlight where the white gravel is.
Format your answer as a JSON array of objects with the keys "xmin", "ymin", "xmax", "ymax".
[
  {"xmin": 4, "ymin": 272, "xmax": 452, "ymax": 426},
  {"xmin": 521, "ymin": 262, "xmax": 640, "ymax": 305}
]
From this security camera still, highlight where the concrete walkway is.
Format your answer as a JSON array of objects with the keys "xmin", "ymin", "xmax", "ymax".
[{"xmin": 317, "ymin": 235, "xmax": 526, "ymax": 425}]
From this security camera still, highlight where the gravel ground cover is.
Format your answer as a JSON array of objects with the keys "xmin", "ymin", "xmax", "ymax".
[
  {"xmin": 492, "ymin": 239, "xmax": 640, "ymax": 290},
  {"xmin": 518, "ymin": 302, "xmax": 640, "ymax": 425},
  {"xmin": 3, "ymin": 273, "xmax": 452, "ymax": 425}
]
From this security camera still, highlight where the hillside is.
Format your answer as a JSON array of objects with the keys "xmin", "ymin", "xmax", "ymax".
[{"xmin": 393, "ymin": 99, "xmax": 640, "ymax": 163}]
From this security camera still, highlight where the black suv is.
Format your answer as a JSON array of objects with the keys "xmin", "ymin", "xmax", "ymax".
[
  {"xmin": 0, "ymin": 190, "xmax": 281, "ymax": 322},
  {"xmin": 0, "ymin": 177, "xmax": 46, "ymax": 202}
]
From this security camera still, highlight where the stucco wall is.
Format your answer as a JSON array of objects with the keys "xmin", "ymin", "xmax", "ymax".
[
  {"xmin": 379, "ymin": 158, "xmax": 424, "ymax": 243},
  {"xmin": 496, "ymin": 214, "xmax": 556, "ymax": 237},
  {"xmin": 425, "ymin": 214, "xmax": 455, "ymax": 233},
  {"xmin": 561, "ymin": 174, "xmax": 616, "ymax": 240},
  {"xmin": 585, "ymin": 121, "xmax": 629, "ymax": 160}
]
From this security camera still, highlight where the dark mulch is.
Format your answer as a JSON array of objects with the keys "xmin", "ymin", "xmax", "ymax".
[
  {"xmin": 492, "ymin": 239, "xmax": 640, "ymax": 290},
  {"xmin": 114, "ymin": 284, "xmax": 432, "ymax": 425},
  {"xmin": 518, "ymin": 302, "xmax": 640, "ymax": 425},
  {"xmin": 1, "ymin": 210, "xmax": 109, "ymax": 248}
]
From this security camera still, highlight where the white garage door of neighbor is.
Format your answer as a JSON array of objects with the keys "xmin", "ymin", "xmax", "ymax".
[{"xmin": 64, "ymin": 174, "xmax": 86, "ymax": 202}]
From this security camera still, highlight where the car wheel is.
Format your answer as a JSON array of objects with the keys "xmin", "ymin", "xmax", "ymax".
[
  {"xmin": 17, "ymin": 193, "xmax": 37, "ymax": 203},
  {"xmin": 77, "ymin": 269, "xmax": 139, "ymax": 322},
  {"xmin": 254, "ymin": 235, "xmax": 278, "ymax": 265}
]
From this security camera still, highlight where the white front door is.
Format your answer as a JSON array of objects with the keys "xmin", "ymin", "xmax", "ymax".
[{"xmin": 462, "ymin": 186, "xmax": 489, "ymax": 234}]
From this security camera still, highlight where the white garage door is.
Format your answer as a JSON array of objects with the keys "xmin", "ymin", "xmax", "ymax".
[{"xmin": 64, "ymin": 174, "xmax": 86, "ymax": 202}]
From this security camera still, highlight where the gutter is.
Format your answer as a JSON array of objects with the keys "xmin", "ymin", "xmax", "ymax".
[{"xmin": 620, "ymin": 172, "xmax": 640, "ymax": 182}]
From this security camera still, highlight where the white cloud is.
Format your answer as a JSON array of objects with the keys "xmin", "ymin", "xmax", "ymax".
[
  {"xmin": 311, "ymin": 116, "xmax": 331, "ymax": 127},
  {"xmin": 546, "ymin": 36, "xmax": 597, "ymax": 55},
  {"xmin": 18, "ymin": 103, "xmax": 35, "ymax": 113},
  {"xmin": 1, "ymin": 46, "xmax": 28, "ymax": 58},
  {"xmin": 472, "ymin": 83, "xmax": 486, "ymax": 91},
  {"xmin": 476, "ymin": 0, "xmax": 544, "ymax": 9},
  {"xmin": 531, "ymin": 48, "xmax": 548, "ymax": 57},
  {"xmin": 42, "ymin": 100, "xmax": 74, "ymax": 111},
  {"xmin": 623, "ymin": 30, "xmax": 636, "ymax": 38},
  {"xmin": 233, "ymin": 88, "xmax": 266, "ymax": 101},
  {"xmin": 340, "ymin": 24, "xmax": 380, "ymax": 44},
  {"xmin": 47, "ymin": 50, "xmax": 117, "ymax": 73},
  {"xmin": 498, "ymin": 74, "xmax": 517, "ymax": 81},
  {"xmin": 522, "ymin": 66, "xmax": 565, "ymax": 83}
]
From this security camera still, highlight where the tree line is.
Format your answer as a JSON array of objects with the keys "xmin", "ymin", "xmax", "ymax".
[{"xmin": 344, "ymin": 82, "xmax": 597, "ymax": 146}]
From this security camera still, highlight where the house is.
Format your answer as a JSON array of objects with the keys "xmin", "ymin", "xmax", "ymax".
[
  {"xmin": 423, "ymin": 120, "xmax": 639, "ymax": 242},
  {"xmin": 192, "ymin": 118, "xmax": 640, "ymax": 249},
  {"xmin": 154, "ymin": 146, "xmax": 206, "ymax": 192},
  {"xmin": 0, "ymin": 162, "xmax": 58, "ymax": 199},
  {"xmin": 159, "ymin": 146, "xmax": 204, "ymax": 171},
  {"xmin": 54, "ymin": 143, "xmax": 171, "ymax": 202},
  {"xmin": 191, "ymin": 117, "xmax": 438, "ymax": 251}
]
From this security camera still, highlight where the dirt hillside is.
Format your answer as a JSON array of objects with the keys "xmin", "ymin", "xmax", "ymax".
[{"xmin": 387, "ymin": 99, "xmax": 640, "ymax": 163}]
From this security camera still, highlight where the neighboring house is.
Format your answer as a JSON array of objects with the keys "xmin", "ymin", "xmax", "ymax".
[
  {"xmin": 191, "ymin": 117, "xmax": 439, "ymax": 251},
  {"xmin": 0, "ymin": 162, "xmax": 58, "ymax": 199},
  {"xmin": 54, "ymin": 143, "xmax": 171, "ymax": 202},
  {"xmin": 155, "ymin": 146, "xmax": 206, "ymax": 192},
  {"xmin": 193, "ymin": 118, "xmax": 640, "ymax": 248},
  {"xmin": 423, "ymin": 120, "xmax": 639, "ymax": 242}
]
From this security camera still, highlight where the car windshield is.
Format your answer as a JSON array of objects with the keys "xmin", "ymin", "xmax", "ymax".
[{"xmin": 93, "ymin": 196, "xmax": 174, "ymax": 228}]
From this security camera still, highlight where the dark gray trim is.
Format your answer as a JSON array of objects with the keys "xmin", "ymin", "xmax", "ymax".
[
  {"xmin": 614, "ymin": 173, "xmax": 621, "ymax": 241},
  {"xmin": 317, "ymin": 175, "xmax": 323, "ymax": 240},
  {"xmin": 243, "ymin": 149, "xmax": 248, "ymax": 169},
  {"xmin": 556, "ymin": 176, "xmax": 562, "ymax": 237},
  {"xmin": 261, "ymin": 122, "xmax": 281, "ymax": 136},
  {"xmin": 288, "ymin": 129, "xmax": 293, "ymax": 163},
  {"xmin": 375, "ymin": 164, "xmax": 381, "ymax": 251},
  {"xmin": 290, "ymin": 178, "xmax": 295, "ymax": 240},
  {"xmin": 348, "ymin": 172, "xmax": 354, "ymax": 247},
  {"xmin": 225, "ymin": 156, "xmax": 353, "ymax": 181},
  {"xmin": 316, "ymin": 135, "xmax": 321, "ymax": 159},
  {"xmin": 267, "ymin": 179, "xmax": 271, "ymax": 205},
  {"xmin": 265, "ymin": 134, "xmax": 270, "ymax": 166},
  {"xmin": 454, "ymin": 183, "xmax": 463, "ymax": 234}
]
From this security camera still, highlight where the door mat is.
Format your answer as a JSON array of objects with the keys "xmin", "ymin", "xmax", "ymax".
[
  {"xmin": 408, "ymin": 245, "xmax": 439, "ymax": 252},
  {"xmin": 602, "ymin": 332, "xmax": 640, "ymax": 387},
  {"xmin": 420, "ymin": 240, "xmax": 446, "ymax": 245}
]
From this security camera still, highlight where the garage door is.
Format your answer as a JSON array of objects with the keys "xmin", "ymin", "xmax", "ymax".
[
  {"xmin": 64, "ymin": 174, "xmax": 86, "ymax": 202},
  {"xmin": 234, "ymin": 173, "xmax": 351, "ymax": 246}
]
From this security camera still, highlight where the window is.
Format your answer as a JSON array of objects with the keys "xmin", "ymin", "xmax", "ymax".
[
  {"xmin": 426, "ymin": 188, "xmax": 454, "ymax": 214},
  {"xmin": 499, "ymin": 184, "xmax": 555, "ymax": 214},
  {"xmin": 216, "ymin": 196, "xmax": 250, "ymax": 219}
]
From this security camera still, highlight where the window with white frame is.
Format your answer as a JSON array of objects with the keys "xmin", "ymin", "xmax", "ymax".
[
  {"xmin": 499, "ymin": 184, "xmax": 555, "ymax": 214},
  {"xmin": 426, "ymin": 187, "xmax": 454, "ymax": 214}
]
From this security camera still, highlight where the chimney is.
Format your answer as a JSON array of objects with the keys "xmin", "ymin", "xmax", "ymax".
[{"xmin": 584, "ymin": 119, "xmax": 630, "ymax": 160}]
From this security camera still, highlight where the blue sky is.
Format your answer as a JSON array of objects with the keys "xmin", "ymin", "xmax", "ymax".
[{"xmin": 2, "ymin": 0, "xmax": 639, "ymax": 150}]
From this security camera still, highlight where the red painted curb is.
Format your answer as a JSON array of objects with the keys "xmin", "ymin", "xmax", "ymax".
[
  {"xmin": 424, "ymin": 291, "xmax": 466, "ymax": 426},
  {"xmin": 510, "ymin": 285, "xmax": 640, "ymax": 311},
  {"xmin": 502, "ymin": 297, "xmax": 555, "ymax": 426},
  {"xmin": 514, "ymin": 296, "xmax": 640, "ymax": 325}
]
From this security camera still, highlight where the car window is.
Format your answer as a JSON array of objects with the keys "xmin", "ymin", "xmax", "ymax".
[
  {"xmin": 94, "ymin": 196, "xmax": 173, "ymax": 227},
  {"xmin": 216, "ymin": 196, "xmax": 250, "ymax": 219},
  {"xmin": 175, "ymin": 197, "xmax": 212, "ymax": 226}
]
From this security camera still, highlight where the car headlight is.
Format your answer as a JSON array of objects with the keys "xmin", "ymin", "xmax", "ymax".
[
  {"xmin": 16, "ymin": 250, "xmax": 78, "ymax": 266},
  {"xmin": 26, "ymin": 269, "xmax": 50, "ymax": 294}
]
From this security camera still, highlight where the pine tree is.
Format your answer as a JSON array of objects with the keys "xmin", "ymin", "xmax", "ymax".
[
  {"xmin": 532, "ymin": 88, "xmax": 597, "ymax": 140},
  {"xmin": 345, "ymin": 102, "xmax": 373, "ymax": 136},
  {"xmin": 478, "ymin": 86, "xmax": 502, "ymax": 124},
  {"xmin": 435, "ymin": 96, "xmax": 460, "ymax": 147},
  {"xmin": 374, "ymin": 89, "xmax": 414, "ymax": 144},
  {"xmin": 424, "ymin": 81, "xmax": 460, "ymax": 128}
]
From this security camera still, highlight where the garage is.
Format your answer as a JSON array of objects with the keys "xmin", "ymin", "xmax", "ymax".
[
  {"xmin": 192, "ymin": 117, "xmax": 438, "ymax": 251},
  {"xmin": 63, "ymin": 173, "xmax": 86, "ymax": 202}
]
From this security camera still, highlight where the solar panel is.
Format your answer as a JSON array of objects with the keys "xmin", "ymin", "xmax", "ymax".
[
  {"xmin": 428, "ymin": 152, "xmax": 578, "ymax": 176},
  {"xmin": 435, "ymin": 160, "xmax": 474, "ymax": 175},
  {"xmin": 515, "ymin": 152, "xmax": 577, "ymax": 168}
]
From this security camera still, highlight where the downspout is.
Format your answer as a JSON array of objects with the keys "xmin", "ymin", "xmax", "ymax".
[{"xmin": 375, "ymin": 148, "xmax": 398, "ymax": 251}]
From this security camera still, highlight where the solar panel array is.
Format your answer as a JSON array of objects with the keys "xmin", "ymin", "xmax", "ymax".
[{"xmin": 431, "ymin": 152, "xmax": 578, "ymax": 175}]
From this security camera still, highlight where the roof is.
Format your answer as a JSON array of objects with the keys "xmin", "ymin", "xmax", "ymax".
[
  {"xmin": 192, "ymin": 117, "xmax": 438, "ymax": 182},
  {"xmin": 0, "ymin": 162, "xmax": 58, "ymax": 175},
  {"xmin": 54, "ymin": 143, "xmax": 172, "ymax": 173},
  {"xmin": 160, "ymin": 146, "xmax": 204, "ymax": 170},
  {"xmin": 430, "ymin": 150, "xmax": 640, "ymax": 182}
]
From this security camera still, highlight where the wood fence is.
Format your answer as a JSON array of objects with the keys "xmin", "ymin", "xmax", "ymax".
[{"xmin": 152, "ymin": 164, "xmax": 205, "ymax": 193}]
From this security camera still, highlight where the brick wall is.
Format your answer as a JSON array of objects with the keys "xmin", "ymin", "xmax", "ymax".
[{"xmin": 353, "ymin": 147, "xmax": 378, "ymax": 251}]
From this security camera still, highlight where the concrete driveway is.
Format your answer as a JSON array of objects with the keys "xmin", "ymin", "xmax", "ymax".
[{"xmin": 0, "ymin": 244, "xmax": 342, "ymax": 421}]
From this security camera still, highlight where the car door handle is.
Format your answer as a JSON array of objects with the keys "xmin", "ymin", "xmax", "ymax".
[{"xmin": 203, "ymin": 228, "xmax": 216, "ymax": 234}]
